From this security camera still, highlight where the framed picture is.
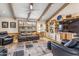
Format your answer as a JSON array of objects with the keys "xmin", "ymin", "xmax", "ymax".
[
  {"xmin": 10, "ymin": 22, "xmax": 16, "ymax": 28},
  {"xmin": 2, "ymin": 22, "xmax": 8, "ymax": 28}
]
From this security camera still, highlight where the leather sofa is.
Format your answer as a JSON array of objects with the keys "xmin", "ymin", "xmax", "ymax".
[
  {"xmin": 0, "ymin": 31, "xmax": 13, "ymax": 45},
  {"xmin": 51, "ymin": 41, "xmax": 79, "ymax": 56},
  {"xmin": 18, "ymin": 33, "xmax": 39, "ymax": 42},
  {"xmin": 0, "ymin": 47, "xmax": 7, "ymax": 56}
]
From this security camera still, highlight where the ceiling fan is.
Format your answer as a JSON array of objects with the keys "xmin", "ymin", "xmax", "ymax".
[{"xmin": 26, "ymin": 3, "xmax": 39, "ymax": 11}]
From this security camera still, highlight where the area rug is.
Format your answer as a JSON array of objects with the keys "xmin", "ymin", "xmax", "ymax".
[
  {"xmin": 26, "ymin": 44, "xmax": 33, "ymax": 48},
  {"xmin": 13, "ymin": 50, "xmax": 24, "ymax": 56}
]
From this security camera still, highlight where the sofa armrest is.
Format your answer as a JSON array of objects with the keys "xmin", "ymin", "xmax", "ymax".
[
  {"xmin": 5, "ymin": 35, "xmax": 13, "ymax": 38},
  {"xmin": 51, "ymin": 42, "xmax": 79, "ymax": 55}
]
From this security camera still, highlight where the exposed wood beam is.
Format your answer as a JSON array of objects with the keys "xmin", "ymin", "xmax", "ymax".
[
  {"xmin": 8, "ymin": 3, "xmax": 16, "ymax": 19},
  {"xmin": 37, "ymin": 3, "xmax": 52, "ymax": 21},
  {"xmin": 46, "ymin": 3, "xmax": 69, "ymax": 22},
  {"xmin": 27, "ymin": 3, "xmax": 33, "ymax": 21},
  {"xmin": 27, "ymin": 11, "xmax": 31, "ymax": 20}
]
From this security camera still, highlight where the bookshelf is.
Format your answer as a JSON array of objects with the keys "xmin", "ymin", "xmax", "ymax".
[{"xmin": 18, "ymin": 20, "xmax": 37, "ymax": 33}]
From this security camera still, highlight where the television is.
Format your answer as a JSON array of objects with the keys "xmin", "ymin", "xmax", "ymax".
[
  {"xmin": 62, "ymin": 18, "xmax": 79, "ymax": 33},
  {"xmin": 68, "ymin": 21, "xmax": 79, "ymax": 33}
]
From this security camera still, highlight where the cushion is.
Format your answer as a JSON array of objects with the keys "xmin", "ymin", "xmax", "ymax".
[
  {"xmin": 61, "ymin": 40, "xmax": 69, "ymax": 45},
  {"xmin": 74, "ymin": 45, "xmax": 79, "ymax": 49},
  {"xmin": 64, "ymin": 39, "xmax": 77, "ymax": 48},
  {"xmin": 0, "ymin": 31, "xmax": 8, "ymax": 35}
]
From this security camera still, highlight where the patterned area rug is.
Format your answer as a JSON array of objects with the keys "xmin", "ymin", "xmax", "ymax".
[{"xmin": 5, "ymin": 37, "xmax": 53, "ymax": 56}]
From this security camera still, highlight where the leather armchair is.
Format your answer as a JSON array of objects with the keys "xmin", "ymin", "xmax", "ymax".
[
  {"xmin": 51, "ymin": 42, "xmax": 79, "ymax": 56},
  {"xmin": 0, "ymin": 31, "xmax": 13, "ymax": 45},
  {"xmin": 0, "ymin": 47, "xmax": 7, "ymax": 56}
]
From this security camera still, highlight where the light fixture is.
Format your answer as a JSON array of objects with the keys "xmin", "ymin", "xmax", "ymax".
[{"xmin": 30, "ymin": 3, "xmax": 33, "ymax": 10}]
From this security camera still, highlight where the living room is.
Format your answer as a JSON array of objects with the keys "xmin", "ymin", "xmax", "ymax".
[{"xmin": 1, "ymin": 3, "xmax": 79, "ymax": 56}]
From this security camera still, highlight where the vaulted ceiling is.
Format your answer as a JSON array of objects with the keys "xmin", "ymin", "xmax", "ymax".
[{"xmin": 0, "ymin": 3, "xmax": 69, "ymax": 22}]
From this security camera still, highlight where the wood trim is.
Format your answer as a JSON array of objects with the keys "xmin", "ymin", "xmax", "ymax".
[
  {"xmin": 46, "ymin": 3, "xmax": 69, "ymax": 22},
  {"xmin": 37, "ymin": 3, "xmax": 52, "ymax": 21},
  {"xmin": 8, "ymin": 33, "xmax": 19, "ymax": 34}
]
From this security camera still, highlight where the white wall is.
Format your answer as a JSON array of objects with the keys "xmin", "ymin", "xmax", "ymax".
[
  {"xmin": 37, "ymin": 21, "xmax": 46, "ymax": 32},
  {"xmin": 0, "ymin": 17, "xmax": 18, "ymax": 33}
]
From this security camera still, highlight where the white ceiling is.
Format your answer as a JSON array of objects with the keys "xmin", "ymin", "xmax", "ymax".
[
  {"xmin": 54, "ymin": 3, "xmax": 79, "ymax": 18},
  {"xmin": 0, "ymin": 3, "xmax": 13, "ymax": 17},
  {"xmin": 29, "ymin": 3, "xmax": 48, "ymax": 20},
  {"xmin": 41, "ymin": 3, "xmax": 65, "ymax": 21},
  {"xmin": 0, "ymin": 3, "xmax": 67, "ymax": 22},
  {"xmin": 12, "ymin": 3, "xmax": 30, "ymax": 19}
]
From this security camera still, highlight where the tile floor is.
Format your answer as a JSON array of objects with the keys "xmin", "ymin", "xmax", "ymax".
[{"xmin": 4, "ymin": 37, "xmax": 53, "ymax": 56}]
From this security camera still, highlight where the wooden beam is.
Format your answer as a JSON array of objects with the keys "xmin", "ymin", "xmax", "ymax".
[
  {"xmin": 46, "ymin": 3, "xmax": 69, "ymax": 22},
  {"xmin": 27, "ymin": 11, "xmax": 31, "ymax": 20},
  {"xmin": 27, "ymin": 3, "xmax": 33, "ymax": 21},
  {"xmin": 37, "ymin": 3, "xmax": 52, "ymax": 21},
  {"xmin": 8, "ymin": 3, "xmax": 16, "ymax": 19}
]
